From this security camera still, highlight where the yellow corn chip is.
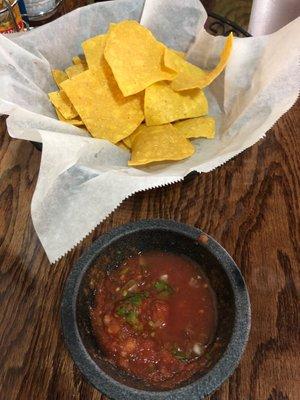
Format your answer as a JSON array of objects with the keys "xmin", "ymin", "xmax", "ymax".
[
  {"xmin": 165, "ymin": 33, "xmax": 233, "ymax": 91},
  {"xmin": 48, "ymin": 90, "xmax": 78, "ymax": 120},
  {"xmin": 56, "ymin": 110, "xmax": 85, "ymax": 127},
  {"xmin": 51, "ymin": 69, "xmax": 68, "ymax": 89},
  {"xmin": 82, "ymin": 34, "xmax": 107, "ymax": 70},
  {"xmin": 173, "ymin": 116, "xmax": 215, "ymax": 139},
  {"xmin": 123, "ymin": 124, "xmax": 145, "ymax": 149},
  {"xmin": 65, "ymin": 63, "xmax": 86, "ymax": 79},
  {"xmin": 172, "ymin": 49, "xmax": 186, "ymax": 59},
  {"xmin": 116, "ymin": 141, "xmax": 129, "ymax": 151},
  {"xmin": 128, "ymin": 124, "xmax": 195, "ymax": 166},
  {"xmin": 104, "ymin": 20, "xmax": 177, "ymax": 97},
  {"xmin": 72, "ymin": 55, "xmax": 87, "ymax": 67},
  {"xmin": 72, "ymin": 56, "xmax": 82, "ymax": 65},
  {"xmin": 82, "ymin": 34, "xmax": 119, "ymax": 85},
  {"xmin": 144, "ymin": 81, "xmax": 208, "ymax": 126},
  {"xmin": 61, "ymin": 69, "xmax": 144, "ymax": 143},
  {"xmin": 123, "ymin": 136, "xmax": 132, "ymax": 149}
]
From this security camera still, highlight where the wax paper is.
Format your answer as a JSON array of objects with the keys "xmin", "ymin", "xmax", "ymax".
[{"xmin": 0, "ymin": 0, "xmax": 299, "ymax": 262}]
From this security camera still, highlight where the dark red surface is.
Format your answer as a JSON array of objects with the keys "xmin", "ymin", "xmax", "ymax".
[{"xmin": 90, "ymin": 251, "xmax": 217, "ymax": 389}]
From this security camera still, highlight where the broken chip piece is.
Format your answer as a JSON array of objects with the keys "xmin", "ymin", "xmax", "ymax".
[
  {"xmin": 123, "ymin": 124, "xmax": 146, "ymax": 149},
  {"xmin": 173, "ymin": 116, "xmax": 215, "ymax": 139},
  {"xmin": 61, "ymin": 69, "xmax": 144, "ymax": 143},
  {"xmin": 51, "ymin": 69, "xmax": 68, "ymax": 89},
  {"xmin": 82, "ymin": 35, "xmax": 107, "ymax": 70},
  {"xmin": 144, "ymin": 81, "xmax": 208, "ymax": 126},
  {"xmin": 48, "ymin": 90, "xmax": 78, "ymax": 120},
  {"xmin": 72, "ymin": 55, "xmax": 87, "ymax": 67},
  {"xmin": 128, "ymin": 124, "xmax": 195, "ymax": 166},
  {"xmin": 165, "ymin": 33, "xmax": 233, "ymax": 91},
  {"xmin": 104, "ymin": 20, "xmax": 177, "ymax": 97},
  {"xmin": 65, "ymin": 63, "xmax": 86, "ymax": 79},
  {"xmin": 55, "ymin": 109, "xmax": 84, "ymax": 126}
]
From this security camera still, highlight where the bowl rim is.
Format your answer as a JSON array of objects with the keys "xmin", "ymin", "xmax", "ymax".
[{"xmin": 61, "ymin": 219, "xmax": 251, "ymax": 400}]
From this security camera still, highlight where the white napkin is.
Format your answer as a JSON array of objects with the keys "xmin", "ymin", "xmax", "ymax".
[{"xmin": 0, "ymin": 0, "xmax": 299, "ymax": 263}]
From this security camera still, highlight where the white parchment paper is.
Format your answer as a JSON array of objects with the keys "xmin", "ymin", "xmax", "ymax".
[{"xmin": 0, "ymin": 0, "xmax": 299, "ymax": 262}]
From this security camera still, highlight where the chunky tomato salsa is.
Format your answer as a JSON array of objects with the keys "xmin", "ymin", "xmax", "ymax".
[{"xmin": 90, "ymin": 251, "xmax": 217, "ymax": 388}]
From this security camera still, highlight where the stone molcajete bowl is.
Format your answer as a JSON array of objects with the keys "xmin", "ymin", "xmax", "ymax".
[{"xmin": 61, "ymin": 219, "xmax": 251, "ymax": 400}]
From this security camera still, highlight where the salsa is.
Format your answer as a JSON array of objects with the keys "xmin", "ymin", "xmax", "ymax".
[{"xmin": 90, "ymin": 251, "xmax": 217, "ymax": 388}]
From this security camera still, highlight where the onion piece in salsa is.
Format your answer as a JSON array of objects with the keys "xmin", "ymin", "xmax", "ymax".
[{"xmin": 90, "ymin": 251, "xmax": 217, "ymax": 389}]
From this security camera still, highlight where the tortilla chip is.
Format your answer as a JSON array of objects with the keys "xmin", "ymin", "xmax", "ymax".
[
  {"xmin": 116, "ymin": 141, "xmax": 129, "ymax": 151},
  {"xmin": 72, "ymin": 55, "xmax": 87, "ymax": 67},
  {"xmin": 56, "ymin": 110, "xmax": 85, "ymax": 126},
  {"xmin": 164, "ymin": 49, "xmax": 207, "ymax": 92},
  {"xmin": 128, "ymin": 124, "xmax": 195, "ymax": 166},
  {"xmin": 144, "ymin": 81, "xmax": 208, "ymax": 126},
  {"xmin": 172, "ymin": 49, "xmax": 186, "ymax": 59},
  {"xmin": 72, "ymin": 56, "xmax": 82, "ymax": 65},
  {"xmin": 51, "ymin": 69, "xmax": 68, "ymax": 89},
  {"xmin": 65, "ymin": 63, "xmax": 86, "ymax": 79},
  {"xmin": 82, "ymin": 34, "xmax": 107, "ymax": 70},
  {"xmin": 82, "ymin": 34, "xmax": 119, "ymax": 85},
  {"xmin": 48, "ymin": 90, "xmax": 78, "ymax": 120},
  {"xmin": 173, "ymin": 116, "xmax": 215, "ymax": 139},
  {"xmin": 165, "ymin": 33, "xmax": 233, "ymax": 91},
  {"xmin": 123, "ymin": 124, "xmax": 145, "ymax": 149},
  {"xmin": 104, "ymin": 20, "xmax": 177, "ymax": 96},
  {"xmin": 82, "ymin": 34, "xmax": 113, "ymax": 84},
  {"xmin": 61, "ymin": 69, "xmax": 144, "ymax": 143}
]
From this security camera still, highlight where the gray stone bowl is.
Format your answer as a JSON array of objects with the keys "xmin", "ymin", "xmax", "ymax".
[{"xmin": 61, "ymin": 219, "xmax": 251, "ymax": 400}]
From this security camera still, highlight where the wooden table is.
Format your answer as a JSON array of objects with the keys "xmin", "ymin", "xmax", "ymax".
[{"xmin": 0, "ymin": 3, "xmax": 299, "ymax": 400}]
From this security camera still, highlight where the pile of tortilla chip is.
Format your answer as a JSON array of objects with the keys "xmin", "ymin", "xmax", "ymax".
[{"xmin": 49, "ymin": 20, "xmax": 233, "ymax": 166}]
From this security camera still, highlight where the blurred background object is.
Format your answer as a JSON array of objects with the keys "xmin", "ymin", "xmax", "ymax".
[
  {"xmin": 0, "ymin": 0, "xmax": 26, "ymax": 33},
  {"xmin": 26, "ymin": 0, "xmax": 88, "ymax": 26},
  {"xmin": 23, "ymin": 0, "xmax": 57, "ymax": 20},
  {"xmin": 4, "ymin": 0, "xmax": 299, "ymax": 35},
  {"xmin": 248, "ymin": 0, "xmax": 300, "ymax": 35},
  {"xmin": 194, "ymin": 0, "xmax": 300, "ymax": 34},
  {"xmin": 22, "ymin": 0, "xmax": 63, "ymax": 24},
  {"xmin": 199, "ymin": 0, "xmax": 252, "ymax": 30}
]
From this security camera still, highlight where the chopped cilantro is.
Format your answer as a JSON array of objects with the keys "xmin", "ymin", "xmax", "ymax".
[
  {"xmin": 123, "ymin": 292, "xmax": 148, "ymax": 306},
  {"xmin": 154, "ymin": 280, "xmax": 174, "ymax": 296},
  {"xmin": 116, "ymin": 306, "xmax": 129, "ymax": 317},
  {"xmin": 116, "ymin": 306, "xmax": 139, "ymax": 327},
  {"xmin": 171, "ymin": 348, "xmax": 189, "ymax": 362},
  {"xmin": 116, "ymin": 291, "xmax": 148, "ymax": 328},
  {"xmin": 126, "ymin": 310, "xmax": 139, "ymax": 326}
]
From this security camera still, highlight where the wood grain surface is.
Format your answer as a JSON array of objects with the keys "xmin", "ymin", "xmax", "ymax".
[{"xmin": 0, "ymin": 4, "xmax": 300, "ymax": 399}]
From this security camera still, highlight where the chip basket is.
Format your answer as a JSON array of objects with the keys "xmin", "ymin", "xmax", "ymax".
[{"xmin": 205, "ymin": 11, "xmax": 251, "ymax": 38}]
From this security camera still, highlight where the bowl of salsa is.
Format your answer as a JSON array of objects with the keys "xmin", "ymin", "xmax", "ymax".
[{"xmin": 61, "ymin": 219, "xmax": 250, "ymax": 400}]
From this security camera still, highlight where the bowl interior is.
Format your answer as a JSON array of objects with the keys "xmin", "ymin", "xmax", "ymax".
[{"xmin": 76, "ymin": 228, "xmax": 235, "ymax": 391}]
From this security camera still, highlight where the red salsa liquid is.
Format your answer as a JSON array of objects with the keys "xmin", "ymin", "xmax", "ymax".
[{"xmin": 90, "ymin": 251, "xmax": 217, "ymax": 388}]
